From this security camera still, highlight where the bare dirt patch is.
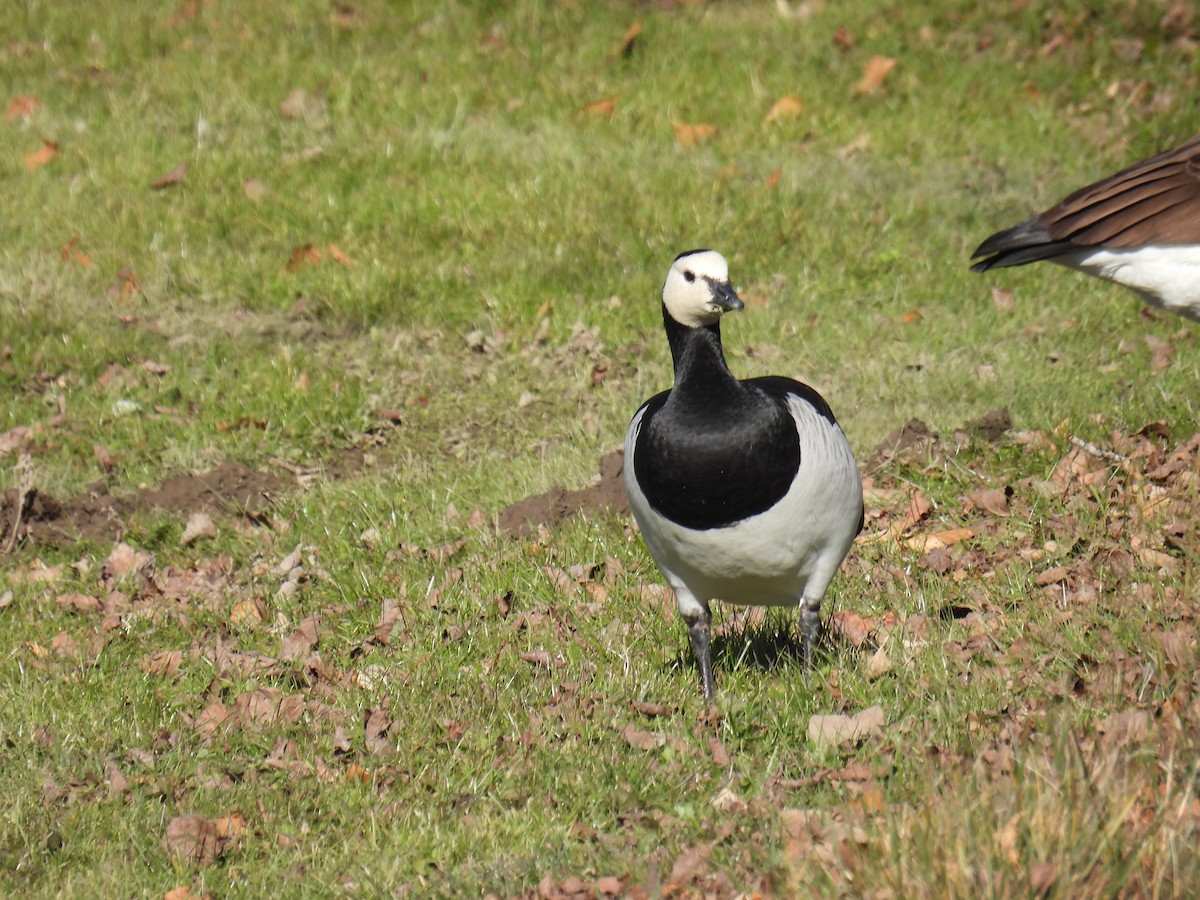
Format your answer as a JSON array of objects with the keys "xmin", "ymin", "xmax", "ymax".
[
  {"xmin": 498, "ymin": 449, "xmax": 630, "ymax": 537},
  {"xmin": 1, "ymin": 460, "xmax": 286, "ymax": 549}
]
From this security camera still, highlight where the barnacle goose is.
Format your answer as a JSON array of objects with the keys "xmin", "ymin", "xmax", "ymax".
[
  {"xmin": 624, "ymin": 250, "xmax": 864, "ymax": 701},
  {"xmin": 971, "ymin": 134, "xmax": 1200, "ymax": 321}
]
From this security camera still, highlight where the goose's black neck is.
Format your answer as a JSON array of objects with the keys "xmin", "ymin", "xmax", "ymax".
[{"xmin": 662, "ymin": 304, "xmax": 740, "ymax": 400}]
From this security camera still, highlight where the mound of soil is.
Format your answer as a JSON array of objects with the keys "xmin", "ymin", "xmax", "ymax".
[
  {"xmin": 0, "ymin": 459, "xmax": 285, "ymax": 549},
  {"xmin": 498, "ymin": 449, "xmax": 630, "ymax": 538}
]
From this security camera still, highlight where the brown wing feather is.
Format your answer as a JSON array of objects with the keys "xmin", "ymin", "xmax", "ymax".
[{"xmin": 1038, "ymin": 134, "xmax": 1200, "ymax": 247}]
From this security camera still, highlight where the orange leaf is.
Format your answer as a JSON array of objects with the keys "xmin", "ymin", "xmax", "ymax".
[
  {"xmin": 150, "ymin": 163, "xmax": 187, "ymax": 190},
  {"xmin": 60, "ymin": 236, "xmax": 91, "ymax": 268},
  {"xmin": 764, "ymin": 95, "xmax": 805, "ymax": 122},
  {"xmin": 855, "ymin": 55, "xmax": 896, "ymax": 94},
  {"xmin": 6, "ymin": 95, "xmax": 40, "ymax": 121},
  {"xmin": 581, "ymin": 96, "xmax": 617, "ymax": 118},
  {"xmin": 25, "ymin": 139, "xmax": 58, "ymax": 171},
  {"xmin": 613, "ymin": 20, "xmax": 642, "ymax": 57},
  {"xmin": 902, "ymin": 309, "xmax": 923, "ymax": 324},
  {"xmin": 765, "ymin": 168, "xmax": 782, "ymax": 188},
  {"xmin": 327, "ymin": 243, "xmax": 352, "ymax": 265},
  {"xmin": 286, "ymin": 243, "xmax": 322, "ymax": 271},
  {"xmin": 672, "ymin": 121, "xmax": 717, "ymax": 146}
]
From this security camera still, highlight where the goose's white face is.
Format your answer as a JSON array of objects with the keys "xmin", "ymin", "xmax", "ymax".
[{"xmin": 662, "ymin": 250, "xmax": 744, "ymax": 328}]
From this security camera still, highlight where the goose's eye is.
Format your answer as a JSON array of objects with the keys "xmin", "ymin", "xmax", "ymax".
[{"xmin": 683, "ymin": 270, "xmax": 695, "ymax": 283}]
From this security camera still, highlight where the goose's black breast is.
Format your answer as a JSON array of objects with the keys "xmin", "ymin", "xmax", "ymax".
[{"xmin": 633, "ymin": 378, "xmax": 831, "ymax": 531}]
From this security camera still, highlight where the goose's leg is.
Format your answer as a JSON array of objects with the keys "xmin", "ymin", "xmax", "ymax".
[{"xmin": 684, "ymin": 607, "xmax": 716, "ymax": 701}]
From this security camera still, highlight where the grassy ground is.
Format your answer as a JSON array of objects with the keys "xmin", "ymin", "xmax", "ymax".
[{"xmin": 2, "ymin": 0, "xmax": 1199, "ymax": 896}]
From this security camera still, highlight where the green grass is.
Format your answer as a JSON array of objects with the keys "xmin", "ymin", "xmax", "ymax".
[{"xmin": 2, "ymin": 0, "xmax": 1199, "ymax": 896}]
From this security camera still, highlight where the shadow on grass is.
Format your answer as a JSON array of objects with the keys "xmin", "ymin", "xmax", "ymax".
[{"xmin": 663, "ymin": 610, "xmax": 868, "ymax": 688}]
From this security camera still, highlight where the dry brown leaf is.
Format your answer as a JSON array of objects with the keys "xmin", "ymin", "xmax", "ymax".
[
  {"xmin": 1029, "ymin": 860, "xmax": 1058, "ymax": 897},
  {"xmin": 968, "ymin": 487, "xmax": 1011, "ymax": 517},
  {"xmin": 1145, "ymin": 334, "xmax": 1175, "ymax": 372},
  {"xmin": 594, "ymin": 875, "xmax": 624, "ymax": 896},
  {"xmin": 1097, "ymin": 709, "xmax": 1151, "ymax": 747},
  {"xmin": 708, "ymin": 736, "xmax": 730, "ymax": 766},
  {"xmin": 621, "ymin": 723, "xmax": 664, "ymax": 751},
  {"xmin": 855, "ymin": 55, "xmax": 897, "ymax": 94},
  {"xmin": 631, "ymin": 700, "xmax": 672, "ymax": 718},
  {"xmin": 828, "ymin": 610, "xmax": 873, "ymax": 647},
  {"xmin": 25, "ymin": 139, "xmax": 58, "ymax": 171},
  {"xmin": 280, "ymin": 614, "xmax": 319, "ymax": 661},
  {"xmin": 667, "ymin": 843, "xmax": 711, "ymax": 886},
  {"xmin": 808, "ymin": 704, "xmax": 885, "ymax": 747},
  {"xmin": 141, "ymin": 649, "xmax": 184, "ymax": 676},
  {"xmin": 833, "ymin": 25, "xmax": 853, "ymax": 51},
  {"xmin": 56, "ymin": 592, "xmax": 101, "ymax": 614},
  {"xmin": 613, "ymin": 20, "xmax": 642, "ymax": 57},
  {"xmin": 163, "ymin": 886, "xmax": 194, "ymax": 900},
  {"xmin": 6, "ymin": 95, "xmax": 40, "ymax": 121},
  {"xmin": 229, "ymin": 598, "xmax": 263, "ymax": 625},
  {"xmin": 581, "ymin": 96, "xmax": 618, "ymax": 118},
  {"xmin": 764, "ymin": 95, "xmax": 805, "ymax": 122},
  {"xmin": 244, "ymin": 178, "xmax": 269, "ymax": 201},
  {"xmin": 672, "ymin": 121, "xmax": 717, "ymax": 146},
  {"xmin": 59, "ymin": 236, "xmax": 91, "ymax": 267},
  {"xmin": 50, "ymin": 631, "xmax": 79, "ymax": 656},
  {"xmin": 181, "ymin": 511, "xmax": 217, "ymax": 546},
  {"xmin": 286, "ymin": 244, "xmax": 322, "ymax": 271},
  {"xmin": 520, "ymin": 649, "xmax": 552, "ymax": 669},
  {"xmin": 902, "ymin": 309, "xmax": 923, "ymax": 324},
  {"xmin": 864, "ymin": 645, "xmax": 893, "ymax": 679},
  {"xmin": 907, "ymin": 527, "xmax": 974, "ymax": 552},
  {"xmin": 164, "ymin": 814, "xmax": 228, "ymax": 866},
  {"xmin": 105, "ymin": 542, "xmax": 152, "ymax": 579},
  {"xmin": 364, "ymin": 705, "xmax": 393, "ymax": 755},
  {"xmin": 327, "ymin": 243, "xmax": 352, "ymax": 265},
  {"xmin": 150, "ymin": 163, "xmax": 187, "ymax": 190},
  {"xmin": 194, "ymin": 700, "xmax": 229, "ymax": 738},
  {"xmin": 991, "ymin": 286, "xmax": 1015, "ymax": 311}
]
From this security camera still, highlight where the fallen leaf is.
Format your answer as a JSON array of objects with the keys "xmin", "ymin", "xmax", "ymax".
[
  {"xmin": 1097, "ymin": 709, "xmax": 1151, "ymax": 748},
  {"xmin": 60, "ymin": 236, "xmax": 91, "ymax": 267},
  {"xmin": 902, "ymin": 309, "xmax": 923, "ymax": 324},
  {"xmin": 967, "ymin": 487, "xmax": 1011, "ymax": 517},
  {"xmin": 581, "ymin": 96, "xmax": 618, "ymax": 118},
  {"xmin": 829, "ymin": 610, "xmax": 873, "ymax": 647},
  {"xmin": 632, "ymin": 700, "xmax": 672, "ymax": 718},
  {"xmin": 833, "ymin": 25, "xmax": 853, "ymax": 51},
  {"xmin": 1145, "ymin": 334, "xmax": 1175, "ymax": 372},
  {"xmin": 164, "ymin": 814, "xmax": 227, "ymax": 866},
  {"xmin": 286, "ymin": 244, "xmax": 322, "ymax": 271},
  {"xmin": 141, "ymin": 649, "xmax": 184, "ymax": 676},
  {"xmin": 855, "ymin": 55, "xmax": 897, "ymax": 94},
  {"xmin": 907, "ymin": 527, "xmax": 974, "ymax": 552},
  {"xmin": 708, "ymin": 736, "xmax": 730, "ymax": 766},
  {"xmin": 808, "ymin": 704, "xmax": 885, "ymax": 747},
  {"xmin": 280, "ymin": 614, "xmax": 319, "ymax": 661},
  {"xmin": 672, "ymin": 121, "xmax": 717, "ymax": 146},
  {"xmin": 25, "ymin": 139, "xmax": 58, "ymax": 171},
  {"xmin": 6, "ymin": 95, "xmax": 40, "ymax": 121},
  {"xmin": 327, "ymin": 243, "xmax": 352, "ymax": 265},
  {"xmin": 364, "ymin": 704, "xmax": 393, "ymax": 755},
  {"xmin": 710, "ymin": 786, "xmax": 745, "ymax": 813},
  {"xmin": 667, "ymin": 843, "xmax": 711, "ymax": 886},
  {"xmin": 181, "ymin": 511, "xmax": 217, "ymax": 545},
  {"xmin": 244, "ymin": 178, "xmax": 269, "ymax": 201},
  {"xmin": 594, "ymin": 875, "xmax": 624, "ymax": 896},
  {"xmin": 613, "ymin": 20, "xmax": 642, "ymax": 57},
  {"xmin": 105, "ymin": 543, "xmax": 153, "ymax": 579},
  {"xmin": 1029, "ymin": 860, "xmax": 1058, "ymax": 897},
  {"xmin": 621, "ymin": 723, "xmax": 664, "ymax": 751},
  {"xmin": 991, "ymin": 286, "xmax": 1015, "ymax": 311},
  {"xmin": 150, "ymin": 163, "xmax": 187, "ymax": 190},
  {"xmin": 520, "ymin": 649, "xmax": 552, "ymax": 669},
  {"xmin": 864, "ymin": 645, "xmax": 893, "ymax": 679},
  {"xmin": 764, "ymin": 95, "xmax": 805, "ymax": 122}
]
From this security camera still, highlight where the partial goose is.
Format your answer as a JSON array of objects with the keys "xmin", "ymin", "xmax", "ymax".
[
  {"xmin": 624, "ymin": 250, "xmax": 864, "ymax": 701},
  {"xmin": 971, "ymin": 134, "xmax": 1200, "ymax": 320}
]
